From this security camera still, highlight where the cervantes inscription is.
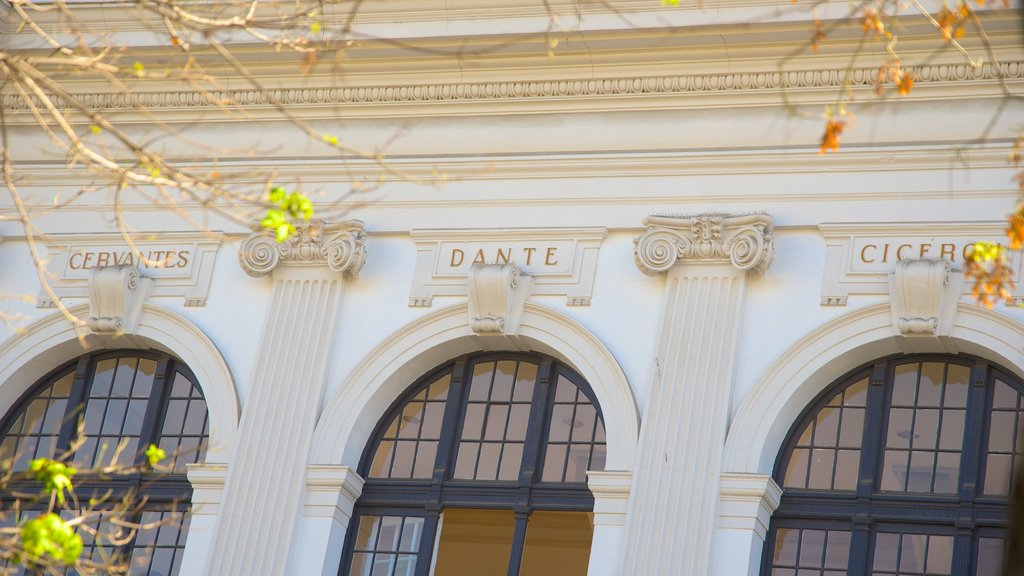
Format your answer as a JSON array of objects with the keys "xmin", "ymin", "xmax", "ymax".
[{"xmin": 39, "ymin": 233, "xmax": 224, "ymax": 307}]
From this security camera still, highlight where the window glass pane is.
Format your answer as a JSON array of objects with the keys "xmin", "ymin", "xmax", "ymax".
[
  {"xmin": 983, "ymin": 377, "xmax": 1023, "ymax": 495},
  {"xmin": 520, "ymin": 511, "xmax": 593, "ymax": 576},
  {"xmin": 455, "ymin": 360, "xmax": 540, "ymax": 481},
  {"xmin": 976, "ymin": 538, "xmax": 1005, "ymax": 576},
  {"xmin": 541, "ymin": 375, "xmax": 605, "ymax": 483},
  {"xmin": 783, "ymin": 448, "xmax": 809, "ymax": 489},
  {"xmin": 770, "ymin": 528, "xmax": 849, "ymax": 573},
  {"xmin": 433, "ymin": 509, "xmax": 514, "ymax": 576},
  {"xmin": 366, "ymin": 374, "xmax": 450, "ymax": 479},
  {"xmin": 2, "ymin": 372, "xmax": 74, "ymax": 471}
]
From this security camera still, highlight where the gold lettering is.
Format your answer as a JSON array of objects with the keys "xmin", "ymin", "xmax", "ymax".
[
  {"xmin": 545, "ymin": 247, "xmax": 558, "ymax": 266},
  {"xmin": 963, "ymin": 244, "xmax": 974, "ymax": 261},
  {"xmin": 896, "ymin": 244, "xmax": 912, "ymax": 260},
  {"xmin": 96, "ymin": 252, "xmax": 110, "ymax": 267},
  {"xmin": 450, "ymin": 249, "xmax": 465, "ymax": 267},
  {"xmin": 523, "ymin": 247, "xmax": 536, "ymax": 265},
  {"xmin": 940, "ymin": 243, "xmax": 955, "ymax": 260},
  {"xmin": 69, "ymin": 252, "xmax": 84, "ymax": 270},
  {"xmin": 82, "ymin": 252, "xmax": 95, "ymax": 268},
  {"xmin": 882, "ymin": 243, "xmax": 890, "ymax": 263},
  {"xmin": 472, "ymin": 249, "xmax": 486, "ymax": 265},
  {"xmin": 496, "ymin": 248, "xmax": 510, "ymax": 265},
  {"xmin": 150, "ymin": 251, "xmax": 164, "ymax": 267},
  {"xmin": 860, "ymin": 244, "xmax": 877, "ymax": 263},
  {"xmin": 177, "ymin": 250, "xmax": 190, "ymax": 268},
  {"xmin": 919, "ymin": 244, "xmax": 931, "ymax": 257}
]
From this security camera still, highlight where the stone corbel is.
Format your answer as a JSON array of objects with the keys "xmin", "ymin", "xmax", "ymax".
[
  {"xmin": 87, "ymin": 265, "xmax": 152, "ymax": 335},
  {"xmin": 889, "ymin": 259, "xmax": 964, "ymax": 350},
  {"xmin": 466, "ymin": 264, "xmax": 533, "ymax": 336}
]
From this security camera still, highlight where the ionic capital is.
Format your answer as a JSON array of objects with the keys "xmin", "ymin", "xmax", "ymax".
[
  {"xmin": 239, "ymin": 220, "xmax": 367, "ymax": 278},
  {"xmin": 633, "ymin": 213, "xmax": 774, "ymax": 276}
]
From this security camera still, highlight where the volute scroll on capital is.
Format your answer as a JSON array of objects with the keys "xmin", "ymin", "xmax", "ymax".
[
  {"xmin": 633, "ymin": 213, "xmax": 774, "ymax": 276},
  {"xmin": 239, "ymin": 220, "xmax": 367, "ymax": 278}
]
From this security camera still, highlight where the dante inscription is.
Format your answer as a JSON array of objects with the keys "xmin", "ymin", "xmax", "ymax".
[{"xmin": 437, "ymin": 241, "xmax": 572, "ymax": 275}]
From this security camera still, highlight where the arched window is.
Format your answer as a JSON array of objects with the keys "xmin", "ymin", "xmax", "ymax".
[
  {"xmin": 340, "ymin": 353, "xmax": 607, "ymax": 576},
  {"xmin": 0, "ymin": 350, "xmax": 209, "ymax": 575},
  {"xmin": 762, "ymin": 355, "xmax": 1019, "ymax": 576}
]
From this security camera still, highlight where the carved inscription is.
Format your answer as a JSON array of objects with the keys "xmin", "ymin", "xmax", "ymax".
[
  {"xmin": 409, "ymin": 229, "xmax": 606, "ymax": 307},
  {"xmin": 819, "ymin": 223, "xmax": 1023, "ymax": 306},
  {"xmin": 67, "ymin": 249, "xmax": 191, "ymax": 271},
  {"xmin": 40, "ymin": 234, "xmax": 223, "ymax": 307},
  {"xmin": 438, "ymin": 241, "xmax": 572, "ymax": 275},
  {"xmin": 852, "ymin": 238, "xmax": 993, "ymax": 271}
]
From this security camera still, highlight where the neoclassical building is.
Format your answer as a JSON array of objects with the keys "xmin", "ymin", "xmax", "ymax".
[{"xmin": 1, "ymin": 1, "xmax": 1022, "ymax": 575}]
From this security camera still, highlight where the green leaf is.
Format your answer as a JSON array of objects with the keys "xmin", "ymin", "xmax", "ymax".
[
  {"xmin": 145, "ymin": 444, "xmax": 166, "ymax": 466},
  {"xmin": 275, "ymin": 223, "xmax": 295, "ymax": 242},
  {"xmin": 269, "ymin": 186, "xmax": 287, "ymax": 204},
  {"xmin": 18, "ymin": 513, "xmax": 83, "ymax": 565},
  {"xmin": 28, "ymin": 458, "xmax": 76, "ymax": 505}
]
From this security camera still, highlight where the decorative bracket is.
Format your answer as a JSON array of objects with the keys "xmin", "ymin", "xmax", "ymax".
[
  {"xmin": 634, "ymin": 213, "xmax": 774, "ymax": 276},
  {"xmin": 87, "ymin": 265, "xmax": 152, "ymax": 335},
  {"xmin": 889, "ymin": 258, "xmax": 963, "ymax": 341},
  {"xmin": 466, "ymin": 264, "xmax": 533, "ymax": 336},
  {"xmin": 239, "ymin": 220, "xmax": 366, "ymax": 278}
]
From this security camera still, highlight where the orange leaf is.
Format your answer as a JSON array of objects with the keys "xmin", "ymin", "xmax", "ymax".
[{"xmin": 819, "ymin": 119, "xmax": 846, "ymax": 155}]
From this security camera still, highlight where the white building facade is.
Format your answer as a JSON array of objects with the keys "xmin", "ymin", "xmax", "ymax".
[{"xmin": 1, "ymin": 2, "xmax": 1023, "ymax": 575}]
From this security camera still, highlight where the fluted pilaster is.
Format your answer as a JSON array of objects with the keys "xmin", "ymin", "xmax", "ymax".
[
  {"xmin": 622, "ymin": 213, "xmax": 772, "ymax": 576},
  {"xmin": 208, "ymin": 221, "xmax": 365, "ymax": 576}
]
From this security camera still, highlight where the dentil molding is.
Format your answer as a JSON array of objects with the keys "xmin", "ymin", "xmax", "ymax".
[
  {"xmin": 4, "ymin": 61, "xmax": 1020, "ymax": 117},
  {"xmin": 634, "ymin": 212, "xmax": 774, "ymax": 275},
  {"xmin": 239, "ymin": 220, "xmax": 366, "ymax": 277}
]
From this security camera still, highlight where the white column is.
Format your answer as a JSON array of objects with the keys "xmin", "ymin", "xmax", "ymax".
[
  {"xmin": 206, "ymin": 222, "xmax": 366, "ymax": 576},
  {"xmin": 180, "ymin": 463, "xmax": 228, "ymax": 574},
  {"xmin": 622, "ymin": 213, "xmax": 773, "ymax": 576},
  {"xmin": 714, "ymin": 473, "xmax": 783, "ymax": 576},
  {"xmin": 288, "ymin": 465, "xmax": 365, "ymax": 576},
  {"xmin": 587, "ymin": 470, "xmax": 632, "ymax": 576}
]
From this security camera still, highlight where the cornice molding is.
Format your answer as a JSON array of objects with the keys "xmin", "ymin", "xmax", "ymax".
[
  {"xmin": 238, "ymin": 220, "xmax": 366, "ymax": 278},
  {"xmin": 3, "ymin": 61, "xmax": 1020, "ymax": 117},
  {"xmin": 634, "ymin": 212, "xmax": 774, "ymax": 275}
]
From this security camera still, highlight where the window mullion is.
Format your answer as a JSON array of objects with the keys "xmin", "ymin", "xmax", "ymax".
[
  {"xmin": 506, "ymin": 510, "xmax": 529, "ymax": 576},
  {"xmin": 413, "ymin": 513, "xmax": 440, "ymax": 576},
  {"xmin": 849, "ymin": 362, "xmax": 888, "ymax": 576},
  {"xmin": 950, "ymin": 362, "xmax": 990, "ymax": 574},
  {"xmin": 518, "ymin": 360, "xmax": 554, "ymax": 488},
  {"xmin": 56, "ymin": 356, "xmax": 93, "ymax": 453},
  {"xmin": 431, "ymin": 361, "xmax": 467, "ymax": 494},
  {"xmin": 135, "ymin": 355, "xmax": 172, "ymax": 466}
]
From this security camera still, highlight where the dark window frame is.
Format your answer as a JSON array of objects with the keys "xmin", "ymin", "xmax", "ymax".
[
  {"xmin": 761, "ymin": 354, "xmax": 1019, "ymax": 576},
  {"xmin": 0, "ymin": 349, "xmax": 207, "ymax": 575},
  {"xmin": 340, "ymin": 352, "xmax": 605, "ymax": 576}
]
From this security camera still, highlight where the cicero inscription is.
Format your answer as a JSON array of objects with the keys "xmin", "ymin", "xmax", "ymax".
[
  {"xmin": 852, "ymin": 238, "xmax": 985, "ymax": 270},
  {"xmin": 818, "ymin": 222, "xmax": 1023, "ymax": 306}
]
